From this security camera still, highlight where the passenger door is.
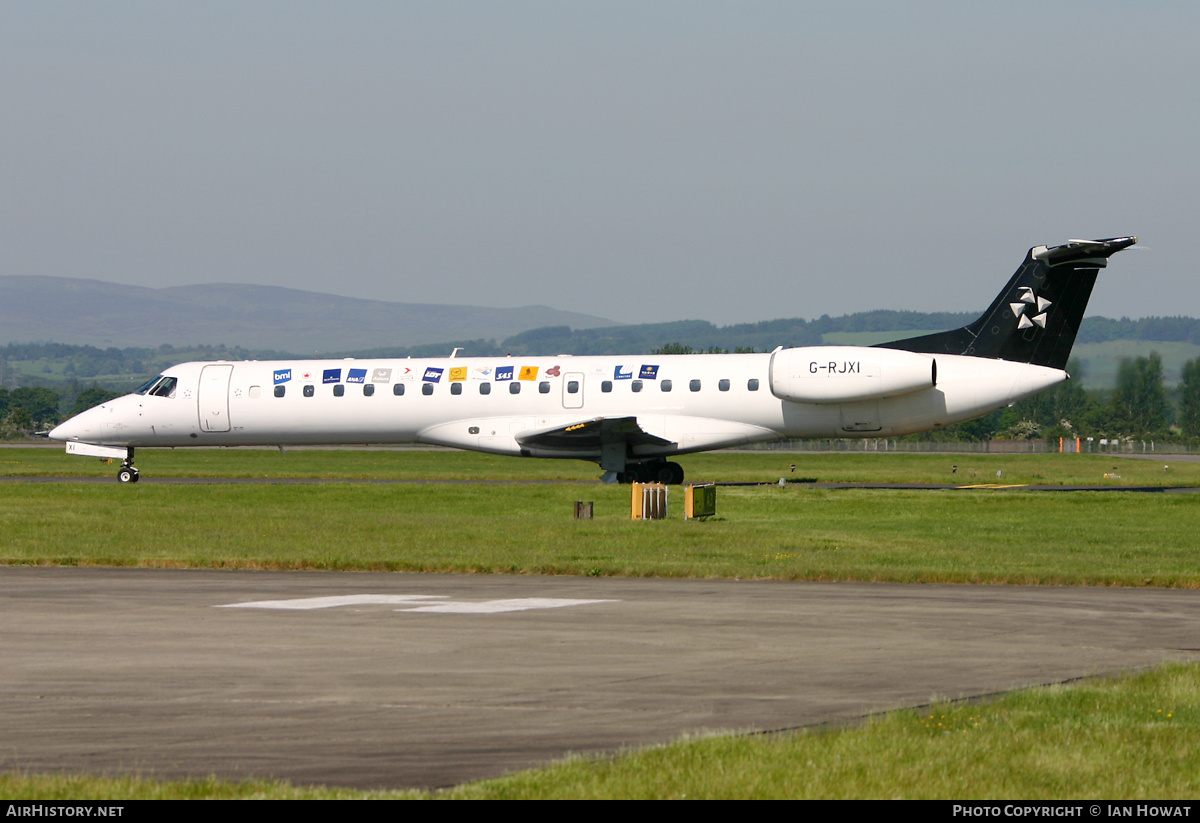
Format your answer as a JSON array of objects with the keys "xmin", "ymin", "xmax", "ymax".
[{"xmin": 197, "ymin": 364, "xmax": 234, "ymax": 432}]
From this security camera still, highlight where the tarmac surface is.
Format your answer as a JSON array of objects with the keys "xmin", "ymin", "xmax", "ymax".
[{"xmin": 3, "ymin": 566, "xmax": 1199, "ymax": 790}]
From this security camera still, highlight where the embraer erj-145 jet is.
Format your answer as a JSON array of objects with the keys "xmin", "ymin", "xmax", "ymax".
[{"xmin": 50, "ymin": 236, "xmax": 1137, "ymax": 484}]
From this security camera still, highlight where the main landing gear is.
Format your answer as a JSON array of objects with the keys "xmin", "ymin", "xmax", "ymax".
[
  {"xmin": 617, "ymin": 460, "xmax": 685, "ymax": 486},
  {"xmin": 117, "ymin": 449, "xmax": 139, "ymax": 484}
]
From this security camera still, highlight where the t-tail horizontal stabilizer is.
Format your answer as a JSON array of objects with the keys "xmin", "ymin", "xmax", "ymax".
[{"xmin": 877, "ymin": 236, "xmax": 1137, "ymax": 370}]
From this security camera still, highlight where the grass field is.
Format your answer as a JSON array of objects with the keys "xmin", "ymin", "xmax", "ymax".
[
  {"xmin": 6, "ymin": 442, "xmax": 1198, "ymax": 484},
  {"xmin": 4, "ymin": 446, "xmax": 1199, "ymax": 798},
  {"xmin": 4, "ymin": 661, "xmax": 1198, "ymax": 800},
  {"xmin": 3, "ymin": 447, "xmax": 1199, "ymax": 586}
]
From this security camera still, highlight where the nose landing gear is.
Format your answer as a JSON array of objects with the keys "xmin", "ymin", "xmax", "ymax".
[{"xmin": 117, "ymin": 449, "xmax": 139, "ymax": 483}]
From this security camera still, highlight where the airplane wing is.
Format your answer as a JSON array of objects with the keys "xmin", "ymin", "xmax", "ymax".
[{"xmin": 515, "ymin": 416, "xmax": 676, "ymax": 452}]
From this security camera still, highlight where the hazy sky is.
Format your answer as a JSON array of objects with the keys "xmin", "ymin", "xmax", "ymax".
[{"xmin": 2, "ymin": 2, "xmax": 1195, "ymax": 326}]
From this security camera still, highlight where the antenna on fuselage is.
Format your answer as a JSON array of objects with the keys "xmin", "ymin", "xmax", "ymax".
[{"xmin": 450, "ymin": 347, "xmax": 462, "ymax": 358}]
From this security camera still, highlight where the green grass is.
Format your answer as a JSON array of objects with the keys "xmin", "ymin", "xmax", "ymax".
[
  {"xmin": 5, "ymin": 662, "xmax": 1199, "ymax": 799},
  {"xmin": 4, "ymin": 449, "xmax": 1200, "ymax": 584},
  {"xmin": 443, "ymin": 661, "xmax": 1200, "ymax": 799},
  {"xmin": 5, "ymin": 447, "xmax": 1200, "ymax": 799},
  {"xmin": 8, "ymin": 444, "xmax": 1199, "ymax": 486}
]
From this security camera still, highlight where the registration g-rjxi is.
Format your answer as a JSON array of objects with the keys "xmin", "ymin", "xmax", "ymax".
[{"xmin": 50, "ymin": 236, "xmax": 1137, "ymax": 484}]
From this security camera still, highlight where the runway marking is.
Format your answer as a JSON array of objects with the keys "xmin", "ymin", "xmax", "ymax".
[
  {"xmin": 394, "ymin": 598, "xmax": 618, "ymax": 614},
  {"xmin": 956, "ymin": 483, "xmax": 1029, "ymax": 489},
  {"xmin": 216, "ymin": 594, "xmax": 619, "ymax": 614},
  {"xmin": 217, "ymin": 594, "xmax": 448, "ymax": 610}
]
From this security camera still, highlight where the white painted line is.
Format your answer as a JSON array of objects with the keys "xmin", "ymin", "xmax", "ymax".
[
  {"xmin": 216, "ymin": 594, "xmax": 449, "ymax": 610},
  {"xmin": 395, "ymin": 598, "xmax": 619, "ymax": 614}
]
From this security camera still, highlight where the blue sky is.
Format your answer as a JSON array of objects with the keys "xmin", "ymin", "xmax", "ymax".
[{"xmin": 1, "ymin": 2, "xmax": 1194, "ymax": 325}]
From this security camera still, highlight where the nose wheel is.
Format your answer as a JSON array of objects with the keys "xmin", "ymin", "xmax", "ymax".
[{"xmin": 117, "ymin": 461, "xmax": 139, "ymax": 484}]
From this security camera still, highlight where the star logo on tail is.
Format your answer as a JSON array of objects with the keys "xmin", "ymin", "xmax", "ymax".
[{"xmin": 1009, "ymin": 287, "xmax": 1052, "ymax": 329}]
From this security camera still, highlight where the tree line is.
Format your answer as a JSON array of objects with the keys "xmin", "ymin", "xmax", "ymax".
[
  {"xmin": 0, "ymin": 385, "xmax": 120, "ymax": 438},
  {"xmin": 926, "ymin": 352, "xmax": 1200, "ymax": 443}
]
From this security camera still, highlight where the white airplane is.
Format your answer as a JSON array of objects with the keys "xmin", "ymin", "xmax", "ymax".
[{"xmin": 49, "ymin": 236, "xmax": 1137, "ymax": 484}]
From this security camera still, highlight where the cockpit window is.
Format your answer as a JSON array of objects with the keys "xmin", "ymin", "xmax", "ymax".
[
  {"xmin": 135, "ymin": 375, "xmax": 177, "ymax": 398},
  {"xmin": 134, "ymin": 376, "xmax": 161, "ymax": 395},
  {"xmin": 150, "ymin": 377, "xmax": 177, "ymax": 398}
]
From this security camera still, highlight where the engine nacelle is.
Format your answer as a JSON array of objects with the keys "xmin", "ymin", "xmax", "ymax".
[{"xmin": 769, "ymin": 346, "xmax": 936, "ymax": 404}]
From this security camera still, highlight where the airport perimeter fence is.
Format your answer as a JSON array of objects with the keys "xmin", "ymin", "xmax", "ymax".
[{"xmin": 745, "ymin": 438, "xmax": 1200, "ymax": 455}]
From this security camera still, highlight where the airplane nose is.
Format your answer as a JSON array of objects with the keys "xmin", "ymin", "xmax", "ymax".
[{"xmin": 49, "ymin": 412, "xmax": 96, "ymax": 443}]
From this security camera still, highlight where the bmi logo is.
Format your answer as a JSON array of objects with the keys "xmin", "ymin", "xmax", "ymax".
[{"xmin": 1009, "ymin": 287, "xmax": 1052, "ymax": 330}]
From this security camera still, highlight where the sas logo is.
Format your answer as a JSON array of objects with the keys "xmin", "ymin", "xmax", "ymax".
[
  {"xmin": 346, "ymin": 368, "xmax": 367, "ymax": 384},
  {"xmin": 495, "ymin": 366, "xmax": 515, "ymax": 382},
  {"xmin": 371, "ymin": 368, "xmax": 392, "ymax": 383},
  {"xmin": 614, "ymin": 365, "xmax": 632, "ymax": 380},
  {"xmin": 519, "ymin": 366, "xmax": 538, "ymax": 381},
  {"xmin": 449, "ymin": 367, "xmax": 468, "ymax": 382},
  {"xmin": 273, "ymin": 369, "xmax": 292, "ymax": 385},
  {"xmin": 1010, "ymin": 286, "xmax": 1053, "ymax": 330},
  {"xmin": 639, "ymin": 364, "xmax": 659, "ymax": 380},
  {"xmin": 423, "ymin": 367, "xmax": 443, "ymax": 383},
  {"xmin": 322, "ymin": 368, "xmax": 342, "ymax": 384}
]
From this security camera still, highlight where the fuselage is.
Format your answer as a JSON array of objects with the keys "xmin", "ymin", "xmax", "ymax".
[
  {"xmin": 46, "ymin": 236, "xmax": 1136, "ymax": 484},
  {"xmin": 49, "ymin": 348, "xmax": 1065, "ymax": 462}
]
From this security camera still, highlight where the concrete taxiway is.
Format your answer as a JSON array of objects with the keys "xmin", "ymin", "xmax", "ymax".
[{"xmin": 2, "ymin": 567, "xmax": 1199, "ymax": 790}]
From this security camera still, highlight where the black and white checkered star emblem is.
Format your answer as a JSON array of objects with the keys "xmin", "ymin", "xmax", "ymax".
[{"xmin": 1009, "ymin": 286, "xmax": 1052, "ymax": 330}]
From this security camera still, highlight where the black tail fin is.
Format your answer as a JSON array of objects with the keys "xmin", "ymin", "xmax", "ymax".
[{"xmin": 876, "ymin": 236, "xmax": 1137, "ymax": 370}]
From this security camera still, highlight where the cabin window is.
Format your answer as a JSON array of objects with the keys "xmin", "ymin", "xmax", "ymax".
[
  {"xmin": 509, "ymin": 382, "xmax": 521, "ymax": 394},
  {"xmin": 660, "ymin": 379, "xmax": 672, "ymax": 392},
  {"xmin": 274, "ymin": 385, "xmax": 286, "ymax": 398},
  {"xmin": 451, "ymin": 383, "xmax": 463, "ymax": 395},
  {"xmin": 303, "ymin": 385, "xmax": 315, "ymax": 397},
  {"xmin": 539, "ymin": 381, "xmax": 550, "ymax": 394},
  {"xmin": 601, "ymin": 381, "xmax": 613, "ymax": 393},
  {"xmin": 480, "ymin": 383, "xmax": 491, "ymax": 395},
  {"xmin": 689, "ymin": 379, "xmax": 701, "ymax": 392},
  {"xmin": 363, "ymin": 384, "xmax": 375, "ymax": 397},
  {"xmin": 567, "ymin": 380, "xmax": 579, "ymax": 394},
  {"xmin": 333, "ymin": 384, "xmax": 345, "ymax": 397},
  {"xmin": 422, "ymin": 383, "xmax": 434, "ymax": 396},
  {"xmin": 747, "ymin": 378, "xmax": 759, "ymax": 391},
  {"xmin": 631, "ymin": 380, "xmax": 643, "ymax": 393},
  {"xmin": 393, "ymin": 383, "xmax": 405, "ymax": 396},
  {"xmin": 719, "ymin": 379, "xmax": 730, "ymax": 391}
]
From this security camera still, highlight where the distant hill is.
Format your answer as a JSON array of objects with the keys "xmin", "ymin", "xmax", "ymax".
[
  {"xmin": 0, "ymin": 276, "xmax": 616, "ymax": 352},
  {"xmin": 7, "ymin": 276, "xmax": 1200, "ymax": 392}
]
